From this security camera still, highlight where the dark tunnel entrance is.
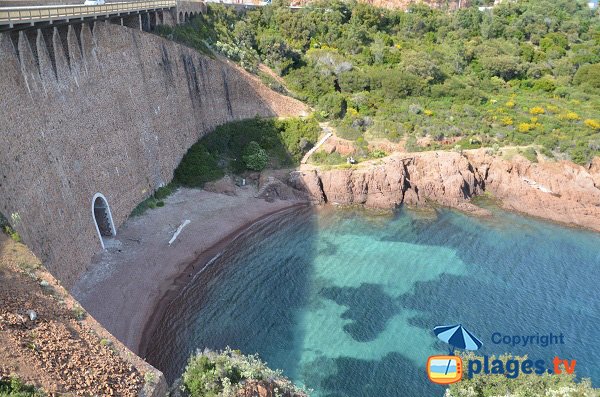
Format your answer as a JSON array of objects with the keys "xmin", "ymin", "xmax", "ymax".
[{"xmin": 92, "ymin": 193, "xmax": 115, "ymax": 249}]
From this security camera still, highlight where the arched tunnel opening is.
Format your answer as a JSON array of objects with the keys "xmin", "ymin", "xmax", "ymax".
[{"xmin": 92, "ymin": 193, "xmax": 115, "ymax": 249}]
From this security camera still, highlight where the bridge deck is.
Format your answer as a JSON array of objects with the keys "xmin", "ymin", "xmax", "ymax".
[{"xmin": 0, "ymin": 0, "xmax": 175, "ymax": 29}]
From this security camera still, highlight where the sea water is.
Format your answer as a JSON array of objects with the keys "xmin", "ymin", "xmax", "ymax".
[{"xmin": 147, "ymin": 205, "xmax": 600, "ymax": 396}]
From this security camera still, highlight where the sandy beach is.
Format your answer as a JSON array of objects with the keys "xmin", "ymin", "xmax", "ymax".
[{"xmin": 71, "ymin": 186, "xmax": 305, "ymax": 356}]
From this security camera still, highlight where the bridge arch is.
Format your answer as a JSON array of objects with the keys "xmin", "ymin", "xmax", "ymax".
[{"xmin": 92, "ymin": 193, "xmax": 116, "ymax": 249}]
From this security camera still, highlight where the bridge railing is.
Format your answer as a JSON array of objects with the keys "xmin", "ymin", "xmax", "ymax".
[{"xmin": 0, "ymin": 0, "xmax": 176, "ymax": 27}]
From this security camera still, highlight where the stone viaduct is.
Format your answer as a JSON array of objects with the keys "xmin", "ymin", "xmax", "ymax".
[{"xmin": 0, "ymin": 5, "xmax": 302, "ymax": 288}]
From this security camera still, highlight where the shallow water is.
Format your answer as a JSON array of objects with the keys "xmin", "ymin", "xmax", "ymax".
[{"xmin": 146, "ymin": 205, "xmax": 600, "ymax": 396}]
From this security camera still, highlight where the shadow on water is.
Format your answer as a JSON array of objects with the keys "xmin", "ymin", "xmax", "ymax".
[
  {"xmin": 384, "ymin": 208, "xmax": 600, "ymax": 383},
  {"xmin": 320, "ymin": 283, "xmax": 400, "ymax": 343},
  {"xmin": 315, "ymin": 353, "xmax": 444, "ymax": 397},
  {"xmin": 145, "ymin": 205, "xmax": 318, "ymax": 383},
  {"xmin": 144, "ymin": 203, "xmax": 600, "ymax": 393}
]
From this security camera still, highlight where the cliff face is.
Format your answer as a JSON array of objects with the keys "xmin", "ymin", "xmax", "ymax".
[
  {"xmin": 296, "ymin": 151, "xmax": 600, "ymax": 231},
  {"xmin": 0, "ymin": 22, "xmax": 306, "ymax": 288}
]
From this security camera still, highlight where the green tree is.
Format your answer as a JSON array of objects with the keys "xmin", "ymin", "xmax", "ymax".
[
  {"xmin": 573, "ymin": 63, "xmax": 600, "ymax": 91},
  {"xmin": 242, "ymin": 141, "xmax": 269, "ymax": 171}
]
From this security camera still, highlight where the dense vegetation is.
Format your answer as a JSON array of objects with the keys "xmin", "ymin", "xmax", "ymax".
[
  {"xmin": 0, "ymin": 378, "xmax": 43, "ymax": 397},
  {"xmin": 448, "ymin": 353, "xmax": 599, "ymax": 397},
  {"xmin": 182, "ymin": 348, "xmax": 307, "ymax": 397},
  {"xmin": 173, "ymin": 117, "xmax": 320, "ymax": 187},
  {"xmin": 131, "ymin": 117, "xmax": 319, "ymax": 215},
  {"xmin": 158, "ymin": 0, "xmax": 600, "ymax": 164}
]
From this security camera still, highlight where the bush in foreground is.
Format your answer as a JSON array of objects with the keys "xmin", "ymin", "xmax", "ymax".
[
  {"xmin": 0, "ymin": 377, "xmax": 44, "ymax": 397},
  {"xmin": 182, "ymin": 348, "xmax": 308, "ymax": 397}
]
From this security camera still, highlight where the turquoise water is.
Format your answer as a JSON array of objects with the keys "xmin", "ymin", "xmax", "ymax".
[{"xmin": 147, "ymin": 205, "xmax": 600, "ymax": 396}]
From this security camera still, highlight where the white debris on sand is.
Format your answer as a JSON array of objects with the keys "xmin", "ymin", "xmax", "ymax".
[{"xmin": 168, "ymin": 220, "xmax": 191, "ymax": 246}]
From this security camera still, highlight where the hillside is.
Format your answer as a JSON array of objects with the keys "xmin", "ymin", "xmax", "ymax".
[
  {"xmin": 291, "ymin": 0, "xmax": 470, "ymax": 10},
  {"xmin": 159, "ymin": 0, "xmax": 600, "ymax": 166},
  {"xmin": 0, "ymin": 231, "xmax": 165, "ymax": 395}
]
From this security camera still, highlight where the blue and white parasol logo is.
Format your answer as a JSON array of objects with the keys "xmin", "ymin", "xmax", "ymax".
[{"xmin": 433, "ymin": 324, "xmax": 483, "ymax": 355}]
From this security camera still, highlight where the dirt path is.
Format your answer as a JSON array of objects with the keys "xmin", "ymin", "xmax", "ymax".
[
  {"xmin": 71, "ymin": 187, "xmax": 304, "ymax": 356},
  {"xmin": 301, "ymin": 122, "xmax": 334, "ymax": 164}
]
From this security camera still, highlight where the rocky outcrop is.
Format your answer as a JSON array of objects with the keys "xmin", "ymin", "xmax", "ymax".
[
  {"xmin": 257, "ymin": 171, "xmax": 309, "ymax": 202},
  {"xmin": 469, "ymin": 151, "xmax": 600, "ymax": 232},
  {"xmin": 296, "ymin": 151, "xmax": 485, "ymax": 209},
  {"xmin": 295, "ymin": 150, "xmax": 600, "ymax": 232}
]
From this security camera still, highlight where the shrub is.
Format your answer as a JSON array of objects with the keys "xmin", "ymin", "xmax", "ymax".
[
  {"xmin": 276, "ymin": 117, "xmax": 321, "ymax": 162},
  {"xmin": 0, "ymin": 213, "xmax": 21, "ymax": 243},
  {"xmin": 584, "ymin": 119, "xmax": 600, "ymax": 131},
  {"xmin": 182, "ymin": 348, "xmax": 307, "ymax": 397},
  {"xmin": 559, "ymin": 112, "xmax": 580, "ymax": 121},
  {"xmin": 0, "ymin": 377, "xmax": 44, "ymax": 396},
  {"xmin": 242, "ymin": 141, "xmax": 269, "ymax": 171},
  {"xmin": 72, "ymin": 305, "xmax": 87, "ymax": 321},
  {"xmin": 310, "ymin": 151, "xmax": 346, "ymax": 165},
  {"xmin": 521, "ymin": 147, "xmax": 538, "ymax": 163},
  {"xmin": 529, "ymin": 106, "xmax": 546, "ymax": 115},
  {"xmin": 369, "ymin": 149, "xmax": 388, "ymax": 159},
  {"xmin": 518, "ymin": 123, "xmax": 535, "ymax": 133},
  {"xmin": 174, "ymin": 143, "xmax": 224, "ymax": 187},
  {"xmin": 318, "ymin": 92, "xmax": 347, "ymax": 119},
  {"xmin": 573, "ymin": 63, "xmax": 600, "ymax": 92},
  {"xmin": 479, "ymin": 54, "xmax": 525, "ymax": 81},
  {"xmin": 154, "ymin": 185, "xmax": 173, "ymax": 200},
  {"xmin": 533, "ymin": 76, "xmax": 556, "ymax": 92}
]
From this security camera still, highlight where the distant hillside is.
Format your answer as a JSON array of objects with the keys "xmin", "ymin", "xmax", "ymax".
[{"xmin": 291, "ymin": 0, "xmax": 470, "ymax": 9}]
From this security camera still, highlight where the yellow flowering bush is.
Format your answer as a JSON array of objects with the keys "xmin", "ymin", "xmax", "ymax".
[
  {"xmin": 505, "ymin": 100, "xmax": 516, "ymax": 108},
  {"xmin": 530, "ymin": 117, "xmax": 538, "ymax": 123},
  {"xmin": 584, "ymin": 119, "xmax": 600, "ymax": 130},
  {"xmin": 424, "ymin": 109, "xmax": 434, "ymax": 116},
  {"xmin": 501, "ymin": 117, "xmax": 514, "ymax": 126},
  {"xmin": 558, "ymin": 112, "xmax": 580, "ymax": 121},
  {"xmin": 529, "ymin": 107, "xmax": 545, "ymax": 115},
  {"xmin": 518, "ymin": 123, "xmax": 535, "ymax": 133}
]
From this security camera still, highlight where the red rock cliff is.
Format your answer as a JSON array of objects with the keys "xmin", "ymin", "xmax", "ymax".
[{"xmin": 294, "ymin": 150, "xmax": 600, "ymax": 232}]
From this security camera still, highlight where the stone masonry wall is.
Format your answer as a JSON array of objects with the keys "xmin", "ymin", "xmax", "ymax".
[{"xmin": 0, "ymin": 22, "xmax": 305, "ymax": 288}]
